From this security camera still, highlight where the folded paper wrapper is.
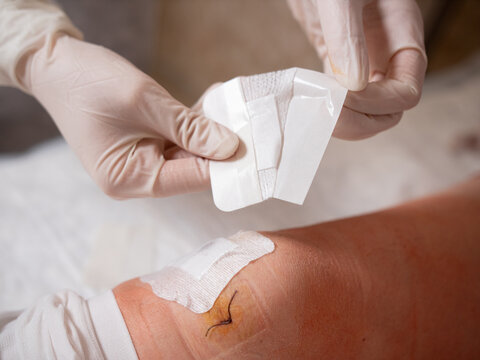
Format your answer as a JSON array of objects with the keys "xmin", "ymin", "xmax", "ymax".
[{"xmin": 204, "ymin": 68, "xmax": 347, "ymax": 212}]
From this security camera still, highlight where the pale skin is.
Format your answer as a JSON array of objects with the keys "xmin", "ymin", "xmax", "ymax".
[{"xmin": 114, "ymin": 175, "xmax": 480, "ymax": 359}]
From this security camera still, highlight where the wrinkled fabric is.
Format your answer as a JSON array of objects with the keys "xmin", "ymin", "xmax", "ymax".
[
  {"xmin": 0, "ymin": 290, "xmax": 137, "ymax": 359},
  {"xmin": 0, "ymin": 0, "xmax": 82, "ymax": 91}
]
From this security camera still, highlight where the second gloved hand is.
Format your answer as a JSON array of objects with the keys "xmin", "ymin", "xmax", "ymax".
[
  {"xmin": 288, "ymin": 0, "xmax": 428, "ymax": 140},
  {"xmin": 22, "ymin": 36, "xmax": 239, "ymax": 198}
]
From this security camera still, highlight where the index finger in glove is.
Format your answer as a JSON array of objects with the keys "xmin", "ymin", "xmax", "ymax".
[
  {"xmin": 138, "ymin": 81, "xmax": 239, "ymax": 161},
  {"xmin": 316, "ymin": 0, "xmax": 371, "ymax": 91}
]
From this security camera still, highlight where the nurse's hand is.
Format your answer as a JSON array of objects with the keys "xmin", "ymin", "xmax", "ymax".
[
  {"xmin": 287, "ymin": 0, "xmax": 427, "ymax": 140},
  {"xmin": 23, "ymin": 36, "xmax": 239, "ymax": 199}
]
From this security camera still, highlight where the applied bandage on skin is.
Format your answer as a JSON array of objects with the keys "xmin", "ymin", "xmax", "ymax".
[
  {"xmin": 204, "ymin": 68, "xmax": 347, "ymax": 211},
  {"xmin": 140, "ymin": 231, "xmax": 274, "ymax": 314}
]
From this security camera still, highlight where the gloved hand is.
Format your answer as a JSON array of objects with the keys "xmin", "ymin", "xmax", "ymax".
[
  {"xmin": 22, "ymin": 35, "xmax": 239, "ymax": 198},
  {"xmin": 287, "ymin": 0, "xmax": 428, "ymax": 139}
]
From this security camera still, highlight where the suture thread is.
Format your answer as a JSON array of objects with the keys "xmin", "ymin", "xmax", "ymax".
[{"xmin": 205, "ymin": 290, "xmax": 238, "ymax": 337}]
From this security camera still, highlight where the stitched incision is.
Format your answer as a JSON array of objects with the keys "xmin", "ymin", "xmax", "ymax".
[{"xmin": 205, "ymin": 290, "xmax": 238, "ymax": 337}]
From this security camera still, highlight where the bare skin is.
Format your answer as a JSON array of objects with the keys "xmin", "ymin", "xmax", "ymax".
[{"xmin": 114, "ymin": 175, "xmax": 480, "ymax": 359}]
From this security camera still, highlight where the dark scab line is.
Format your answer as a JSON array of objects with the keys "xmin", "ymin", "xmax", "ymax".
[{"xmin": 205, "ymin": 290, "xmax": 238, "ymax": 337}]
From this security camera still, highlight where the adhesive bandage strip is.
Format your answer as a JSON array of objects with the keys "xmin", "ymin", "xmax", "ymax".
[
  {"xmin": 140, "ymin": 231, "xmax": 274, "ymax": 314},
  {"xmin": 203, "ymin": 67, "xmax": 347, "ymax": 211}
]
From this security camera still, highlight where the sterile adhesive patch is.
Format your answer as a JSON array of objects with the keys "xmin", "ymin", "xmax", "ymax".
[
  {"xmin": 203, "ymin": 67, "xmax": 347, "ymax": 211},
  {"xmin": 140, "ymin": 231, "xmax": 274, "ymax": 313}
]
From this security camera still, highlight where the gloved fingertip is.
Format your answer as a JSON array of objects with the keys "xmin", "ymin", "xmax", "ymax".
[
  {"xmin": 327, "ymin": 42, "xmax": 369, "ymax": 91},
  {"xmin": 334, "ymin": 71, "xmax": 368, "ymax": 92},
  {"xmin": 173, "ymin": 109, "xmax": 240, "ymax": 160},
  {"xmin": 210, "ymin": 131, "xmax": 239, "ymax": 160}
]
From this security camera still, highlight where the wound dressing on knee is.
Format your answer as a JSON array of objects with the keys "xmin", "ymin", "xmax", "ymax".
[
  {"xmin": 140, "ymin": 231, "xmax": 274, "ymax": 313},
  {"xmin": 203, "ymin": 68, "xmax": 347, "ymax": 211}
]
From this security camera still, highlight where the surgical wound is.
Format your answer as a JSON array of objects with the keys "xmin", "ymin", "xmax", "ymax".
[{"xmin": 201, "ymin": 280, "xmax": 266, "ymax": 344}]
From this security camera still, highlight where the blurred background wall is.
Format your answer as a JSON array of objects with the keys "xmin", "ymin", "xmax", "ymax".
[{"xmin": 0, "ymin": 0, "xmax": 479, "ymax": 152}]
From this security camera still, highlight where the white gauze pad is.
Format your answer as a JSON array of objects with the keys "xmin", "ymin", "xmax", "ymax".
[
  {"xmin": 140, "ymin": 231, "xmax": 274, "ymax": 314},
  {"xmin": 204, "ymin": 67, "xmax": 347, "ymax": 211}
]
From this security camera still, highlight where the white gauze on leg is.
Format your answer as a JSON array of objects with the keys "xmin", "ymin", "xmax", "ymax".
[
  {"xmin": 203, "ymin": 68, "xmax": 347, "ymax": 211},
  {"xmin": 140, "ymin": 231, "xmax": 274, "ymax": 314}
]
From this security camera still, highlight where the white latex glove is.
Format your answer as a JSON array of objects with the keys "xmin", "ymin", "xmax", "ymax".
[
  {"xmin": 21, "ymin": 35, "xmax": 239, "ymax": 198},
  {"xmin": 287, "ymin": 0, "xmax": 427, "ymax": 139}
]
